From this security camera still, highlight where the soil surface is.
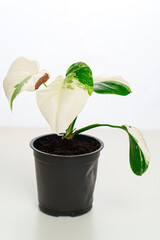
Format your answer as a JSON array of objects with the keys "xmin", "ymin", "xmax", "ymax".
[{"xmin": 34, "ymin": 134, "xmax": 101, "ymax": 155}]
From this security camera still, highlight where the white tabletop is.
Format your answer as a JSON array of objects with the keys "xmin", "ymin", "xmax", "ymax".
[{"xmin": 0, "ymin": 127, "xmax": 160, "ymax": 240}]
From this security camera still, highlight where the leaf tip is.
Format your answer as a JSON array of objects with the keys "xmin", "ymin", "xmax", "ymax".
[{"xmin": 128, "ymin": 87, "xmax": 132, "ymax": 94}]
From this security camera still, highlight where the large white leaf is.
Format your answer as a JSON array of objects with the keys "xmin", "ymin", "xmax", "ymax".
[
  {"xmin": 3, "ymin": 57, "xmax": 49, "ymax": 108},
  {"xmin": 36, "ymin": 75, "xmax": 90, "ymax": 134}
]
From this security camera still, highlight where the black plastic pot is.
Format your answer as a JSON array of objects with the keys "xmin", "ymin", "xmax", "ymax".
[{"xmin": 30, "ymin": 134, "xmax": 104, "ymax": 217}]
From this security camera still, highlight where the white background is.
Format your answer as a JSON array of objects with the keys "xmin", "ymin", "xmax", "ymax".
[{"xmin": 0, "ymin": 0, "xmax": 160, "ymax": 130}]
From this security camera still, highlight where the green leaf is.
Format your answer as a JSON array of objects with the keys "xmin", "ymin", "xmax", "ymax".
[
  {"xmin": 10, "ymin": 75, "xmax": 31, "ymax": 110},
  {"xmin": 128, "ymin": 134, "xmax": 149, "ymax": 175},
  {"xmin": 94, "ymin": 81, "xmax": 132, "ymax": 96},
  {"xmin": 122, "ymin": 125, "xmax": 150, "ymax": 176},
  {"xmin": 66, "ymin": 62, "xmax": 93, "ymax": 96}
]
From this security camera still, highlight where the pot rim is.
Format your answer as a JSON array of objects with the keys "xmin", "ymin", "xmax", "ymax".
[{"xmin": 30, "ymin": 133, "xmax": 104, "ymax": 158}]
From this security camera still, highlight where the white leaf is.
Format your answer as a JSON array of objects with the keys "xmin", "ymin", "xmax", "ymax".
[
  {"xmin": 3, "ymin": 57, "xmax": 49, "ymax": 102},
  {"xmin": 36, "ymin": 75, "xmax": 90, "ymax": 134},
  {"xmin": 124, "ymin": 125, "xmax": 150, "ymax": 163}
]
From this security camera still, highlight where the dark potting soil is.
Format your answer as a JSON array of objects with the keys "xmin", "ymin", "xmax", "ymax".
[{"xmin": 35, "ymin": 134, "xmax": 101, "ymax": 155}]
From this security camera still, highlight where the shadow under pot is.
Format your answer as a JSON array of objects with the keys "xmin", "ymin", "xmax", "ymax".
[{"xmin": 30, "ymin": 134, "xmax": 104, "ymax": 217}]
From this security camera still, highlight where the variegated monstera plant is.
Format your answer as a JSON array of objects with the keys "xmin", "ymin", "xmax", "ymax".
[{"xmin": 3, "ymin": 57, "xmax": 150, "ymax": 176}]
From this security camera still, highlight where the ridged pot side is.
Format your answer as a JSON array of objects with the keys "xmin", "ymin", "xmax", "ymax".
[{"xmin": 30, "ymin": 134, "xmax": 104, "ymax": 217}]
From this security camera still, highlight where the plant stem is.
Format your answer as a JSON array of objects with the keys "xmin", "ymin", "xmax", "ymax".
[
  {"xmin": 63, "ymin": 117, "xmax": 77, "ymax": 139},
  {"xmin": 43, "ymin": 83, "xmax": 47, "ymax": 87},
  {"xmin": 69, "ymin": 123, "xmax": 122, "ymax": 139},
  {"xmin": 69, "ymin": 117, "xmax": 77, "ymax": 133}
]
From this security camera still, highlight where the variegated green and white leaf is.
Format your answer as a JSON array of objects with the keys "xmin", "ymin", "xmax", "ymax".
[
  {"xmin": 66, "ymin": 62, "xmax": 93, "ymax": 96},
  {"xmin": 3, "ymin": 57, "xmax": 49, "ymax": 109},
  {"xmin": 36, "ymin": 62, "xmax": 93, "ymax": 134},
  {"xmin": 122, "ymin": 125, "xmax": 150, "ymax": 175},
  {"xmin": 94, "ymin": 75, "xmax": 131, "ymax": 96}
]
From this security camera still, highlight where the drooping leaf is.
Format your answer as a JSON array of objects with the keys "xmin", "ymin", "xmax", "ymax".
[
  {"xmin": 3, "ymin": 57, "xmax": 49, "ymax": 109},
  {"xmin": 69, "ymin": 122, "xmax": 150, "ymax": 175},
  {"xmin": 36, "ymin": 62, "xmax": 94, "ymax": 134},
  {"xmin": 122, "ymin": 125, "xmax": 150, "ymax": 176},
  {"xmin": 94, "ymin": 75, "xmax": 131, "ymax": 96}
]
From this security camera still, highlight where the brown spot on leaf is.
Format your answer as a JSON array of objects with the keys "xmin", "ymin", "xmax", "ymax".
[{"xmin": 35, "ymin": 73, "xmax": 49, "ymax": 90}]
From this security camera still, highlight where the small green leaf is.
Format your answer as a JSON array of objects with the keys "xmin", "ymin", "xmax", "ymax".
[
  {"xmin": 128, "ymin": 134, "xmax": 149, "ymax": 175},
  {"xmin": 66, "ymin": 62, "xmax": 93, "ymax": 96},
  {"xmin": 94, "ymin": 81, "xmax": 132, "ymax": 96},
  {"xmin": 122, "ymin": 125, "xmax": 150, "ymax": 176},
  {"xmin": 10, "ymin": 75, "xmax": 31, "ymax": 110}
]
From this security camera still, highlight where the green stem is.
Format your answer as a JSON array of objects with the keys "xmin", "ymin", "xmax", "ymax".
[
  {"xmin": 69, "ymin": 123, "xmax": 122, "ymax": 139},
  {"xmin": 63, "ymin": 117, "xmax": 77, "ymax": 139},
  {"xmin": 69, "ymin": 117, "xmax": 77, "ymax": 133},
  {"xmin": 43, "ymin": 83, "xmax": 47, "ymax": 87}
]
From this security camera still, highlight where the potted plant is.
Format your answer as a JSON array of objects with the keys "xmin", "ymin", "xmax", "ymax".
[{"xmin": 3, "ymin": 57, "xmax": 150, "ymax": 217}]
